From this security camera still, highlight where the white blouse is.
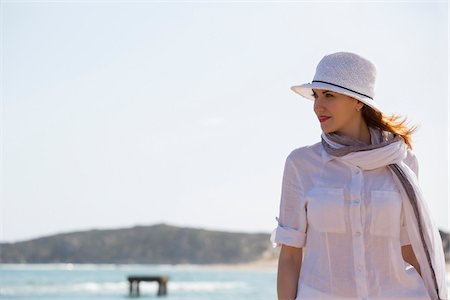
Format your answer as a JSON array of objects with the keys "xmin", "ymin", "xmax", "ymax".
[{"xmin": 272, "ymin": 133, "xmax": 432, "ymax": 300}]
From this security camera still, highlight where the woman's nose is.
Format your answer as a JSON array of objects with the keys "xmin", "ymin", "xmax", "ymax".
[{"xmin": 313, "ymin": 98, "xmax": 324, "ymax": 111}]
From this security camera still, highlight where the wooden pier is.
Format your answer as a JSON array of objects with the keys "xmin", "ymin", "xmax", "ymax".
[{"xmin": 127, "ymin": 275, "xmax": 169, "ymax": 297}]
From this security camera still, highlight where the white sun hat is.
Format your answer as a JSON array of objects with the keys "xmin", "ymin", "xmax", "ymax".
[{"xmin": 290, "ymin": 51, "xmax": 383, "ymax": 113}]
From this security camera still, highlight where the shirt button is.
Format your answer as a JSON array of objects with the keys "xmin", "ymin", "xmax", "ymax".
[{"xmin": 357, "ymin": 265, "xmax": 363, "ymax": 271}]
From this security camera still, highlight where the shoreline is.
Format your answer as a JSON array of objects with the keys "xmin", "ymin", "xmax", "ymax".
[{"xmin": 1, "ymin": 261, "xmax": 448, "ymax": 272}]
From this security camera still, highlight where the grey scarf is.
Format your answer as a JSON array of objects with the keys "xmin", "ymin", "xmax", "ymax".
[{"xmin": 321, "ymin": 126, "xmax": 447, "ymax": 300}]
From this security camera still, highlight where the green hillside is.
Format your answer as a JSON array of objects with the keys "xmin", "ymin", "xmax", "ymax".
[{"xmin": 0, "ymin": 224, "xmax": 272, "ymax": 264}]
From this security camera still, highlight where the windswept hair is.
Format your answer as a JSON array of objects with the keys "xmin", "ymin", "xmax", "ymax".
[{"xmin": 361, "ymin": 105, "xmax": 419, "ymax": 150}]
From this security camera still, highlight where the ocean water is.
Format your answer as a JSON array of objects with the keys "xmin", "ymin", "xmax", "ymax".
[
  {"xmin": 0, "ymin": 264, "xmax": 277, "ymax": 300},
  {"xmin": 1, "ymin": 264, "xmax": 449, "ymax": 299}
]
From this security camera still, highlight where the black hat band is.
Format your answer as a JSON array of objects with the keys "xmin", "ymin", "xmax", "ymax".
[{"xmin": 312, "ymin": 80, "xmax": 373, "ymax": 100}]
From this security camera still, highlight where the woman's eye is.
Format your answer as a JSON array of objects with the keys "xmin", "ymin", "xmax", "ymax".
[{"xmin": 311, "ymin": 93, "xmax": 332, "ymax": 98}]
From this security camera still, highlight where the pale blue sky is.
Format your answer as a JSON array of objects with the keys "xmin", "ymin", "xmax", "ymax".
[{"xmin": 0, "ymin": 1, "xmax": 448, "ymax": 243}]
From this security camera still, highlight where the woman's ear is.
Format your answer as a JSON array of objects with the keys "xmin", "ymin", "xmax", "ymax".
[{"xmin": 356, "ymin": 101, "xmax": 364, "ymax": 112}]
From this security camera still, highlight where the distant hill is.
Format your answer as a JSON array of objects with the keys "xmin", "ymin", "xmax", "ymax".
[
  {"xmin": 0, "ymin": 224, "xmax": 448, "ymax": 264},
  {"xmin": 0, "ymin": 224, "xmax": 274, "ymax": 264}
]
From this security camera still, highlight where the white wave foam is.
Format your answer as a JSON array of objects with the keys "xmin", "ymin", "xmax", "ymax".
[
  {"xmin": 0, "ymin": 263, "xmax": 120, "ymax": 271},
  {"xmin": 169, "ymin": 281, "xmax": 248, "ymax": 292}
]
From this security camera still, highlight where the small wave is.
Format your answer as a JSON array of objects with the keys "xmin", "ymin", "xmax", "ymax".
[
  {"xmin": 170, "ymin": 281, "xmax": 248, "ymax": 292},
  {"xmin": 0, "ymin": 263, "xmax": 121, "ymax": 271},
  {"xmin": 0, "ymin": 281, "xmax": 127, "ymax": 296}
]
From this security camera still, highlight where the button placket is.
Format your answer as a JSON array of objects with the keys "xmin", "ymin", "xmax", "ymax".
[{"xmin": 349, "ymin": 166, "xmax": 369, "ymax": 298}]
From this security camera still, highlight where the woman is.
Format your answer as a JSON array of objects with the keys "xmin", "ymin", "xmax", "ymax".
[{"xmin": 271, "ymin": 52, "xmax": 447, "ymax": 300}]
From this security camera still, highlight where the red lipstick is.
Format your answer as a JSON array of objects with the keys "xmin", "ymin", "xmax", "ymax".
[{"xmin": 319, "ymin": 116, "xmax": 331, "ymax": 123}]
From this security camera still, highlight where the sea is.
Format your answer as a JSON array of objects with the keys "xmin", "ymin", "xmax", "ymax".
[
  {"xmin": 0, "ymin": 263, "xmax": 277, "ymax": 299},
  {"xmin": 1, "ymin": 264, "xmax": 450, "ymax": 299}
]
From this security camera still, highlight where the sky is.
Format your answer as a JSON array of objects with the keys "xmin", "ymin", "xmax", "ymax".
[{"xmin": 0, "ymin": 1, "xmax": 448, "ymax": 243}]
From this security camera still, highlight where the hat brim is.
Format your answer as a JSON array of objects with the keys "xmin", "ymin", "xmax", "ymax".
[{"xmin": 290, "ymin": 82, "xmax": 383, "ymax": 114}]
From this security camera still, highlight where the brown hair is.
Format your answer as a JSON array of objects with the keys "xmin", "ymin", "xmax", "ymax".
[{"xmin": 361, "ymin": 105, "xmax": 419, "ymax": 150}]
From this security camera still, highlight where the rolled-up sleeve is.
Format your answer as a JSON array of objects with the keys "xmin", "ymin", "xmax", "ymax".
[{"xmin": 270, "ymin": 155, "xmax": 308, "ymax": 248}]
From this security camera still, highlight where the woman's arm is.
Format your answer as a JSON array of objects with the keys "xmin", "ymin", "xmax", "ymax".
[
  {"xmin": 277, "ymin": 244, "xmax": 303, "ymax": 300},
  {"xmin": 401, "ymin": 244, "xmax": 421, "ymax": 277}
]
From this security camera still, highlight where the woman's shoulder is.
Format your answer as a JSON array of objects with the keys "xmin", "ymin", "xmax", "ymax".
[{"xmin": 286, "ymin": 141, "xmax": 322, "ymax": 163}]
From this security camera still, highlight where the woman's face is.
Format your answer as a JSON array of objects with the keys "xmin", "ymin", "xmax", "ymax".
[{"xmin": 312, "ymin": 89, "xmax": 364, "ymax": 134}]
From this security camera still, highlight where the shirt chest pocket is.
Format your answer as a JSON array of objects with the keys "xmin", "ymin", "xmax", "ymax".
[
  {"xmin": 306, "ymin": 187, "xmax": 346, "ymax": 233},
  {"xmin": 370, "ymin": 190, "xmax": 402, "ymax": 238}
]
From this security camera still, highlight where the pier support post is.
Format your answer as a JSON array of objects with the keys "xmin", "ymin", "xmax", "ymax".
[{"xmin": 128, "ymin": 276, "xmax": 169, "ymax": 297}]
